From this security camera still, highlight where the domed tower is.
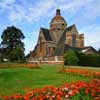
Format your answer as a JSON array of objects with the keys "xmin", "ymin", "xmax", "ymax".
[{"xmin": 50, "ymin": 9, "xmax": 67, "ymax": 41}]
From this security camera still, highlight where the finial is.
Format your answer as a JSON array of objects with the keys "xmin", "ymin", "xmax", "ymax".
[{"xmin": 56, "ymin": 9, "xmax": 60, "ymax": 15}]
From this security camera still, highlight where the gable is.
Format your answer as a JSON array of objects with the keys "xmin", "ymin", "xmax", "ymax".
[
  {"xmin": 67, "ymin": 24, "xmax": 78, "ymax": 34},
  {"xmin": 41, "ymin": 28, "xmax": 53, "ymax": 41},
  {"xmin": 82, "ymin": 47, "xmax": 98, "ymax": 54},
  {"xmin": 37, "ymin": 29, "xmax": 46, "ymax": 44}
]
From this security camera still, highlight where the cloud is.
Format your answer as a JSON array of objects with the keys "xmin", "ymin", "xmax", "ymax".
[
  {"xmin": 7, "ymin": 0, "xmax": 56, "ymax": 23},
  {"xmin": 0, "ymin": 0, "xmax": 100, "ymax": 54},
  {"xmin": 0, "ymin": 0, "xmax": 15, "ymax": 10},
  {"xmin": 9, "ymin": 5, "xmax": 25, "ymax": 22},
  {"xmin": 0, "ymin": 0, "xmax": 15, "ymax": 5},
  {"xmin": 80, "ymin": 25, "xmax": 100, "ymax": 50},
  {"xmin": 66, "ymin": 0, "xmax": 100, "ymax": 24},
  {"xmin": 58, "ymin": 0, "xmax": 93, "ymax": 12},
  {"xmin": 3, "ymin": 0, "xmax": 100, "ymax": 25},
  {"xmin": 25, "ymin": 0, "xmax": 55, "ymax": 22}
]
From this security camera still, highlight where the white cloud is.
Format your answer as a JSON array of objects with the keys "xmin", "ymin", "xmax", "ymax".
[
  {"xmin": 9, "ymin": 5, "xmax": 25, "ymax": 22},
  {"xmin": 25, "ymin": 0, "xmax": 55, "ymax": 22},
  {"xmin": 59, "ymin": 0, "xmax": 93, "ymax": 11},
  {"xmin": 4, "ymin": 0, "xmax": 100, "ymax": 24},
  {"xmin": 80, "ymin": 25, "xmax": 100, "ymax": 49},
  {"xmin": 0, "ymin": 0, "xmax": 15, "ymax": 5},
  {"xmin": 0, "ymin": 0, "xmax": 15, "ymax": 10},
  {"xmin": 0, "ymin": 0, "xmax": 100, "ymax": 53},
  {"xmin": 66, "ymin": 0, "xmax": 100, "ymax": 24},
  {"xmin": 1, "ymin": 0, "xmax": 100, "ymax": 24},
  {"xmin": 7, "ymin": 0, "xmax": 56, "ymax": 23}
]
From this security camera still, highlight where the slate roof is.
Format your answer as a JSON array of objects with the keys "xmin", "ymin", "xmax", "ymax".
[
  {"xmin": 40, "ymin": 28, "xmax": 53, "ymax": 41},
  {"xmin": 67, "ymin": 24, "xmax": 78, "ymax": 34},
  {"xmin": 67, "ymin": 24, "xmax": 75, "ymax": 31},
  {"xmin": 82, "ymin": 46, "xmax": 98, "ymax": 53},
  {"xmin": 64, "ymin": 45, "xmax": 98, "ymax": 53},
  {"xmin": 64, "ymin": 45, "xmax": 83, "ymax": 52},
  {"xmin": 55, "ymin": 28, "xmax": 68, "ymax": 56}
]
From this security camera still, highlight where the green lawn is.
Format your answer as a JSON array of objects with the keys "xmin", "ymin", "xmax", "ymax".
[
  {"xmin": 65, "ymin": 66, "xmax": 100, "ymax": 71},
  {"xmin": 0, "ymin": 64, "xmax": 93, "ymax": 96}
]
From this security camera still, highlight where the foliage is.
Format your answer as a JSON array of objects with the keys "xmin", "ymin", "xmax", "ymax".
[
  {"xmin": 76, "ymin": 52, "xmax": 100, "ymax": 67},
  {"xmin": 0, "ymin": 52, "xmax": 3, "ymax": 62},
  {"xmin": 9, "ymin": 45, "xmax": 25, "ymax": 62},
  {"xmin": 1, "ymin": 26, "xmax": 25, "ymax": 62},
  {"xmin": 64, "ymin": 50, "xmax": 79, "ymax": 66},
  {"xmin": 98, "ymin": 48, "xmax": 100, "ymax": 53}
]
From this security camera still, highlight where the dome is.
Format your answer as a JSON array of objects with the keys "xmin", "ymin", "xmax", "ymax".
[{"xmin": 50, "ymin": 9, "xmax": 67, "ymax": 30}]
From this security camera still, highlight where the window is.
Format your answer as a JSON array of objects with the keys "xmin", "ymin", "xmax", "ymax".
[{"xmin": 62, "ymin": 23, "xmax": 64, "ymax": 26}]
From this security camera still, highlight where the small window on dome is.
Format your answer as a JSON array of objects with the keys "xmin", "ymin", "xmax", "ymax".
[{"xmin": 62, "ymin": 23, "xmax": 64, "ymax": 26}]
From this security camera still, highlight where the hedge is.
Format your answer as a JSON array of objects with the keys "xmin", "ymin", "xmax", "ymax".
[{"xmin": 76, "ymin": 52, "xmax": 100, "ymax": 67}]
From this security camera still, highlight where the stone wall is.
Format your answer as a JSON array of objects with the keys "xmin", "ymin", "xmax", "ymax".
[
  {"xmin": 28, "ymin": 56, "xmax": 64, "ymax": 65},
  {"xmin": 79, "ymin": 34, "xmax": 84, "ymax": 48},
  {"xmin": 66, "ymin": 32, "xmax": 84, "ymax": 48}
]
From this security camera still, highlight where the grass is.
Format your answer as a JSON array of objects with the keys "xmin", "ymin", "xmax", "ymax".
[
  {"xmin": 0, "ymin": 64, "xmax": 95, "ymax": 96},
  {"xmin": 65, "ymin": 66, "xmax": 100, "ymax": 71}
]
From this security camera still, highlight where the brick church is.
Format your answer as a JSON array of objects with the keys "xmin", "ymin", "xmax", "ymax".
[{"xmin": 28, "ymin": 9, "xmax": 97, "ymax": 64}]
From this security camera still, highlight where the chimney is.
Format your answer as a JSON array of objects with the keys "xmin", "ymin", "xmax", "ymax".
[{"xmin": 56, "ymin": 9, "xmax": 60, "ymax": 15}]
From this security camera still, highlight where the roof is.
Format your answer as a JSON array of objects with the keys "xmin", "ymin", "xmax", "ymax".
[
  {"xmin": 51, "ymin": 15, "xmax": 66, "ymax": 23},
  {"xmin": 50, "ymin": 9, "xmax": 67, "ymax": 25},
  {"xmin": 82, "ymin": 46, "xmax": 98, "ymax": 53},
  {"xmin": 40, "ymin": 28, "xmax": 53, "ymax": 41},
  {"xmin": 55, "ymin": 27, "xmax": 68, "ymax": 56},
  {"xmin": 64, "ymin": 44, "xmax": 82, "ymax": 52},
  {"xmin": 64, "ymin": 45, "xmax": 98, "ymax": 53},
  {"xmin": 67, "ymin": 24, "xmax": 78, "ymax": 34}
]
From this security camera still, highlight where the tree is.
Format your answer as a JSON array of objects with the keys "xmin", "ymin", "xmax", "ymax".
[
  {"xmin": 98, "ymin": 48, "xmax": 100, "ymax": 53},
  {"xmin": 64, "ymin": 50, "xmax": 79, "ymax": 66},
  {"xmin": 1, "ymin": 26, "xmax": 25, "ymax": 62}
]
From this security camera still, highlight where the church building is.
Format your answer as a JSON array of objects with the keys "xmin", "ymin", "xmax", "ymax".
[{"xmin": 28, "ymin": 9, "xmax": 97, "ymax": 64}]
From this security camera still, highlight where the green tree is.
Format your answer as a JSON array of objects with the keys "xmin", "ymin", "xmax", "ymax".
[
  {"xmin": 1, "ymin": 26, "xmax": 25, "ymax": 62},
  {"xmin": 64, "ymin": 50, "xmax": 79, "ymax": 66},
  {"xmin": 98, "ymin": 48, "xmax": 100, "ymax": 53}
]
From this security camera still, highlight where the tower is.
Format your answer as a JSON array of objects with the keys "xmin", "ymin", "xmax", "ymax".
[
  {"xmin": 79, "ymin": 34, "xmax": 84, "ymax": 48},
  {"xmin": 50, "ymin": 9, "xmax": 67, "ymax": 41}
]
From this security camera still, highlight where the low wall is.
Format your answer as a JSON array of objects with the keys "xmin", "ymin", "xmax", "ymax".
[
  {"xmin": 28, "ymin": 56, "xmax": 64, "ymax": 65},
  {"xmin": 28, "ymin": 60, "xmax": 64, "ymax": 65}
]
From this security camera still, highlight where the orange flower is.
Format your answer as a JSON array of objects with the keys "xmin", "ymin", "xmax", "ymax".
[
  {"xmin": 85, "ymin": 88, "xmax": 89, "ymax": 94},
  {"xmin": 2, "ymin": 79, "xmax": 100, "ymax": 100}
]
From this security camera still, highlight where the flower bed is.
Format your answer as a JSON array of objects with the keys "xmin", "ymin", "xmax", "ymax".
[
  {"xmin": 61, "ymin": 68, "xmax": 100, "ymax": 78},
  {"xmin": 2, "ymin": 79, "xmax": 100, "ymax": 100},
  {"xmin": 0, "ymin": 63, "xmax": 40, "ymax": 69}
]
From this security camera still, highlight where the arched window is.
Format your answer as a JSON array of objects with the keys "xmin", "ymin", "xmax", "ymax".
[{"xmin": 62, "ymin": 23, "xmax": 64, "ymax": 26}]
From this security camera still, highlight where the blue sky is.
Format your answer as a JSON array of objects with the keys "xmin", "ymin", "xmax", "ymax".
[{"xmin": 0, "ymin": 0, "xmax": 100, "ymax": 54}]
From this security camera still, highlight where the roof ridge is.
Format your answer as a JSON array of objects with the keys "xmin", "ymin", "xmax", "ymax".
[{"xmin": 40, "ymin": 28, "xmax": 53, "ymax": 41}]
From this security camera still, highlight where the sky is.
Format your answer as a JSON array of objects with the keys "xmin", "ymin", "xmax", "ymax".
[{"xmin": 0, "ymin": 0, "xmax": 100, "ymax": 55}]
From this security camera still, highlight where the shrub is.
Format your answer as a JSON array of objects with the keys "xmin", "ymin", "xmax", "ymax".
[
  {"xmin": 64, "ymin": 50, "xmax": 79, "ymax": 66},
  {"xmin": 76, "ymin": 52, "xmax": 100, "ymax": 67}
]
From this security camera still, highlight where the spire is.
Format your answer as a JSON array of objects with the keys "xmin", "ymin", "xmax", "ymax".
[{"xmin": 56, "ymin": 9, "xmax": 60, "ymax": 15}]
